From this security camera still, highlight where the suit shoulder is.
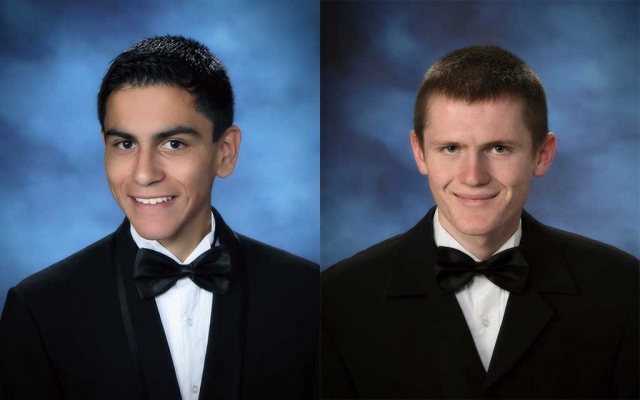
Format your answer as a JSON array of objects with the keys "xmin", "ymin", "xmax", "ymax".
[
  {"xmin": 322, "ymin": 232, "xmax": 405, "ymax": 285},
  {"xmin": 236, "ymin": 233, "xmax": 318, "ymax": 313},
  {"xmin": 548, "ymin": 226, "xmax": 638, "ymax": 269},
  {"xmin": 236, "ymin": 233, "xmax": 318, "ymax": 272},
  {"xmin": 543, "ymin": 226, "xmax": 638, "ymax": 292},
  {"xmin": 16, "ymin": 234, "xmax": 114, "ymax": 295}
]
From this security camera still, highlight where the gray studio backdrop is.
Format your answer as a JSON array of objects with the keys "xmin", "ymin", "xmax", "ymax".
[
  {"xmin": 0, "ymin": 0, "xmax": 319, "ymax": 309},
  {"xmin": 321, "ymin": 1, "xmax": 639, "ymax": 269}
]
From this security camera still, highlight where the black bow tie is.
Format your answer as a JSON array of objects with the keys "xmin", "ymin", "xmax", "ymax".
[
  {"xmin": 133, "ymin": 245, "xmax": 232, "ymax": 300},
  {"xmin": 434, "ymin": 246, "xmax": 529, "ymax": 295}
]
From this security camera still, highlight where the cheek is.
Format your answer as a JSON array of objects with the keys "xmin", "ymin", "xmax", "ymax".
[
  {"xmin": 425, "ymin": 161, "xmax": 453, "ymax": 186},
  {"xmin": 104, "ymin": 163, "xmax": 127, "ymax": 200},
  {"xmin": 174, "ymin": 157, "xmax": 216, "ymax": 192},
  {"xmin": 493, "ymin": 157, "xmax": 533, "ymax": 184},
  {"xmin": 499, "ymin": 166, "xmax": 533, "ymax": 200},
  {"xmin": 104, "ymin": 159, "xmax": 124, "ymax": 187}
]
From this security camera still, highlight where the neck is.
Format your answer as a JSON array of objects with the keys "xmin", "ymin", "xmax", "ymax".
[
  {"xmin": 159, "ymin": 235, "xmax": 206, "ymax": 263},
  {"xmin": 455, "ymin": 236, "xmax": 507, "ymax": 261},
  {"xmin": 158, "ymin": 209, "xmax": 212, "ymax": 262},
  {"xmin": 438, "ymin": 213, "xmax": 519, "ymax": 261}
]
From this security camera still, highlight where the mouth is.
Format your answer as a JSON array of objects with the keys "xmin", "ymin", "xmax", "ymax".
[
  {"xmin": 453, "ymin": 193, "xmax": 497, "ymax": 205},
  {"xmin": 131, "ymin": 196, "xmax": 175, "ymax": 205}
]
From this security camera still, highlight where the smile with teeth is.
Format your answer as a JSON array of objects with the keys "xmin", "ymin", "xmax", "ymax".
[{"xmin": 134, "ymin": 196, "xmax": 174, "ymax": 205}]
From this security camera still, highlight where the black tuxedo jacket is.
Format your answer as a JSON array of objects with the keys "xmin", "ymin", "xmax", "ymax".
[
  {"xmin": 0, "ymin": 208, "xmax": 318, "ymax": 399},
  {"xmin": 321, "ymin": 206, "xmax": 638, "ymax": 399}
]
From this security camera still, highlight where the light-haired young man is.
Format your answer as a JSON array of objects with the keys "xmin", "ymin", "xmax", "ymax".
[{"xmin": 321, "ymin": 46, "xmax": 638, "ymax": 399}]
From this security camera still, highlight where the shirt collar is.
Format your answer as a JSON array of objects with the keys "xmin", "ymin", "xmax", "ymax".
[
  {"xmin": 433, "ymin": 207, "xmax": 522, "ymax": 262},
  {"xmin": 130, "ymin": 212, "xmax": 216, "ymax": 265}
]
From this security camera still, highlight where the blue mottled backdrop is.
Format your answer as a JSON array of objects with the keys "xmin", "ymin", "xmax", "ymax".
[
  {"xmin": 321, "ymin": 1, "xmax": 639, "ymax": 268},
  {"xmin": 0, "ymin": 0, "xmax": 319, "ymax": 309}
]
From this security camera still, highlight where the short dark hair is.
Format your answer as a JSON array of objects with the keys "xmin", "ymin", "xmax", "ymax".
[
  {"xmin": 97, "ymin": 35, "xmax": 234, "ymax": 142},
  {"xmin": 413, "ymin": 45, "xmax": 548, "ymax": 150}
]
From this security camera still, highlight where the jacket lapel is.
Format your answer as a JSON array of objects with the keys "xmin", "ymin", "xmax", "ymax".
[
  {"xmin": 198, "ymin": 207, "xmax": 247, "ymax": 399},
  {"xmin": 384, "ymin": 206, "xmax": 486, "ymax": 396},
  {"xmin": 113, "ymin": 220, "xmax": 182, "ymax": 400},
  {"xmin": 483, "ymin": 210, "xmax": 578, "ymax": 393}
]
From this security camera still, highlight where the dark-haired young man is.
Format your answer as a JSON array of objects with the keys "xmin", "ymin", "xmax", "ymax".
[
  {"xmin": 0, "ymin": 36, "xmax": 318, "ymax": 400},
  {"xmin": 321, "ymin": 46, "xmax": 638, "ymax": 399}
]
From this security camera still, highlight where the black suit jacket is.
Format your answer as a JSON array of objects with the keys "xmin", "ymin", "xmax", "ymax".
[
  {"xmin": 321, "ymin": 206, "xmax": 639, "ymax": 399},
  {"xmin": 0, "ymin": 208, "xmax": 319, "ymax": 399}
]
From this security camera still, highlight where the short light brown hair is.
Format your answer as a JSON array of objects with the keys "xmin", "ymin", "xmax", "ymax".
[{"xmin": 413, "ymin": 46, "xmax": 548, "ymax": 149}]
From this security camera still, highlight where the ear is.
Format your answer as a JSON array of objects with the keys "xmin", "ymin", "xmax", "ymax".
[
  {"xmin": 533, "ymin": 132, "xmax": 556, "ymax": 177},
  {"xmin": 410, "ymin": 130, "xmax": 429, "ymax": 176},
  {"xmin": 215, "ymin": 125, "xmax": 242, "ymax": 178}
]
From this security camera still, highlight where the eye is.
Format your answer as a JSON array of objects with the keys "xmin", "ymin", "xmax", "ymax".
[
  {"xmin": 162, "ymin": 140, "xmax": 185, "ymax": 150},
  {"xmin": 492, "ymin": 145, "xmax": 509, "ymax": 154},
  {"xmin": 116, "ymin": 140, "xmax": 135, "ymax": 150},
  {"xmin": 443, "ymin": 145, "xmax": 458, "ymax": 154}
]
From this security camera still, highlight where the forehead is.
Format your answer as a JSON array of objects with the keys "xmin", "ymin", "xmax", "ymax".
[
  {"xmin": 424, "ymin": 94, "xmax": 530, "ymax": 145},
  {"xmin": 103, "ymin": 85, "xmax": 213, "ymax": 139}
]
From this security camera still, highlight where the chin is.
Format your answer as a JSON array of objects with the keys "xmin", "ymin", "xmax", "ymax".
[
  {"xmin": 449, "ymin": 219, "xmax": 492, "ymax": 236},
  {"xmin": 456, "ymin": 224, "xmax": 499, "ymax": 238},
  {"xmin": 445, "ymin": 209, "xmax": 501, "ymax": 237},
  {"xmin": 129, "ymin": 220, "xmax": 176, "ymax": 241}
]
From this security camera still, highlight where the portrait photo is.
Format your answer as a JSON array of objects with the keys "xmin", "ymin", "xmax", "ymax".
[
  {"xmin": 320, "ymin": 1, "xmax": 638, "ymax": 398},
  {"xmin": 0, "ymin": 0, "xmax": 320, "ymax": 310},
  {"xmin": 0, "ymin": 1, "xmax": 319, "ymax": 398}
]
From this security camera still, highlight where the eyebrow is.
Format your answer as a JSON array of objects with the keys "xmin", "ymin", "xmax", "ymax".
[
  {"xmin": 430, "ymin": 140, "xmax": 460, "ymax": 147},
  {"xmin": 103, "ymin": 125, "xmax": 201, "ymax": 142},
  {"xmin": 484, "ymin": 140, "xmax": 520, "ymax": 148},
  {"xmin": 429, "ymin": 139, "xmax": 521, "ymax": 148}
]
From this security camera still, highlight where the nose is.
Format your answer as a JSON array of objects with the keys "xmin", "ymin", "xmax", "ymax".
[
  {"xmin": 458, "ymin": 152, "xmax": 491, "ymax": 186},
  {"xmin": 134, "ymin": 147, "xmax": 164, "ymax": 186}
]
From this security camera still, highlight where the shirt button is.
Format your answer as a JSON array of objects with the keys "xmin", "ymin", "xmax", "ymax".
[
  {"xmin": 187, "ymin": 318, "xmax": 194, "ymax": 327},
  {"xmin": 192, "ymin": 385, "xmax": 199, "ymax": 393},
  {"xmin": 482, "ymin": 319, "xmax": 491, "ymax": 327}
]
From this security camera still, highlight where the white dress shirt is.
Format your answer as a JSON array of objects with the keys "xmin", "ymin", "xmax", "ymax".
[
  {"xmin": 130, "ymin": 213, "xmax": 216, "ymax": 400},
  {"xmin": 433, "ymin": 208, "xmax": 522, "ymax": 371}
]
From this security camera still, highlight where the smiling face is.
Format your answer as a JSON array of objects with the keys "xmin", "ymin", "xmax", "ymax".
[
  {"xmin": 411, "ymin": 94, "xmax": 556, "ymax": 257},
  {"xmin": 102, "ymin": 85, "xmax": 240, "ymax": 260}
]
